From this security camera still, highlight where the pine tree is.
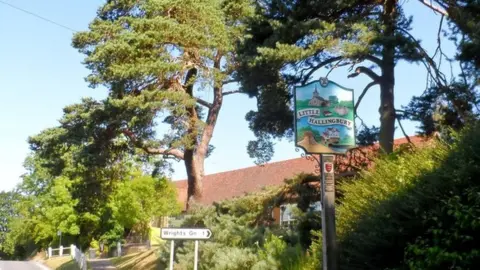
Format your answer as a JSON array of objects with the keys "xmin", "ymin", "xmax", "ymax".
[
  {"xmin": 236, "ymin": 0, "xmax": 448, "ymax": 159},
  {"xmin": 430, "ymin": 0, "xmax": 480, "ymax": 73},
  {"xmin": 401, "ymin": 1, "xmax": 479, "ymax": 136},
  {"xmin": 401, "ymin": 80, "xmax": 479, "ymax": 137},
  {"xmin": 65, "ymin": 0, "xmax": 253, "ymax": 208}
]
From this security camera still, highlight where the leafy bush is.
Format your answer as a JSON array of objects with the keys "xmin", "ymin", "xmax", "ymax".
[
  {"xmin": 156, "ymin": 186, "xmax": 310, "ymax": 270},
  {"xmin": 403, "ymin": 187, "xmax": 480, "ymax": 269},
  {"xmin": 305, "ymin": 123, "xmax": 480, "ymax": 269},
  {"xmin": 252, "ymin": 233, "xmax": 304, "ymax": 270},
  {"xmin": 109, "ymin": 172, "xmax": 181, "ymax": 238}
]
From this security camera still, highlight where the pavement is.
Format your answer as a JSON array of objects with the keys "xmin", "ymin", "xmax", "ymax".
[
  {"xmin": 0, "ymin": 261, "xmax": 50, "ymax": 270},
  {"xmin": 88, "ymin": 259, "xmax": 116, "ymax": 270}
]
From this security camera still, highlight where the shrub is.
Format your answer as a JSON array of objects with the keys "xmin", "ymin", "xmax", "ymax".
[
  {"xmin": 403, "ymin": 187, "xmax": 480, "ymax": 269},
  {"xmin": 156, "ymin": 185, "xmax": 312, "ymax": 270},
  {"xmin": 305, "ymin": 123, "xmax": 480, "ymax": 269}
]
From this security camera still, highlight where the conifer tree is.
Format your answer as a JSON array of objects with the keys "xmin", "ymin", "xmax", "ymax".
[
  {"xmin": 48, "ymin": 0, "xmax": 254, "ymax": 207},
  {"xmin": 402, "ymin": 1, "xmax": 479, "ymax": 136},
  {"xmin": 236, "ymin": 0, "xmax": 448, "ymax": 158}
]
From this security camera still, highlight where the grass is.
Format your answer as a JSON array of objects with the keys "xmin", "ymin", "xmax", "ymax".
[
  {"xmin": 57, "ymin": 260, "xmax": 82, "ymax": 270},
  {"xmin": 111, "ymin": 248, "xmax": 161, "ymax": 270},
  {"xmin": 43, "ymin": 257, "xmax": 79, "ymax": 270},
  {"xmin": 43, "ymin": 256, "xmax": 93, "ymax": 270}
]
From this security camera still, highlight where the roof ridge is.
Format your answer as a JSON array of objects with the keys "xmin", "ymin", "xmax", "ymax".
[
  {"xmin": 173, "ymin": 157, "xmax": 304, "ymax": 182},
  {"xmin": 173, "ymin": 135, "xmax": 422, "ymax": 183}
]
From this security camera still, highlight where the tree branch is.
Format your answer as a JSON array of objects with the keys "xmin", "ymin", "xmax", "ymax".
[
  {"xmin": 196, "ymin": 52, "xmax": 224, "ymax": 161},
  {"xmin": 223, "ymin": 90, "xmax": 242, "ymax": 96},
  {"xmin": 325, "ymin": 58, "xmax": 345, "ymax": 78},
  {"xmin": 348, "ymin": 66, "xmax": 381, "ymax": 81},
  {"xmin": 302, "ymin": 56, "xmax": 343, "ymax": 85},
  {"xmin": 397, "ymin": 28, "xmax": 447, "ymax": 87},
  {"xmin": 122, "ymin": 129, "xmax": 184, "ymax": 160},
  {"xmin": 432, "ymin": 15, "xmax": 444, "ymax": 61},
  {"xmin": 363, "ymin": 55, "xmax": 383, "ymax": 66},
  {"xmin": 396, "ymin": 115, "xmax": 413, "ymax": 145},
  {"xmin": 419, "ymin": 0, "xmax": 448, "ymax": 16},
  {"xmin": 196, "ymin": 97, "xmax": 212, "ymax": 108},
  {"xmin": 355, "ymin": 81, "xmax": 379, "ymax": 114}
]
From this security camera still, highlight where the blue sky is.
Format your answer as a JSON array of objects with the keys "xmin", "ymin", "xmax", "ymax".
[{"xmin": 0, "ymin": 0, "xmax": 456, "ymax": 191}]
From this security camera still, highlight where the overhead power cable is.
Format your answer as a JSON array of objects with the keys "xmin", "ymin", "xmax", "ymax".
[{"xmin": 0, "ymin": 0, "xmax": 77, "ymax": 32}]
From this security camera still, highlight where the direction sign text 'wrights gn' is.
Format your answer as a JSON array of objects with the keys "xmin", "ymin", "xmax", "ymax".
[{"xmin": 161, "ymin": 228, "xmax": 212, "ymax": 240}]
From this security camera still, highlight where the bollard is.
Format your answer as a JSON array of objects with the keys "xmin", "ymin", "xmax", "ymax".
[
  {"xmin": 48, "ymin": 247, "xmax": 52, "ymax": 258},
  {"xmin": 71, "ymin": 244, "xmax": 75, "ymax": 258},
  {"xmin": 59, "ymin": 245, "xmax": 63, "ymax": 256}
]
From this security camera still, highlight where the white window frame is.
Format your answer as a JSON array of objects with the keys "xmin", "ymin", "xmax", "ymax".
[
  {"xmin": 279, "ymin": 204, "xmax": 297, "ymax": 227},
  {"xmin": 309, "ymin": 201, "xmax": 322, "ymax": 212},
  {"xmin": 279, "ymin": 201, "xmax": 322, "ymax": 227}
]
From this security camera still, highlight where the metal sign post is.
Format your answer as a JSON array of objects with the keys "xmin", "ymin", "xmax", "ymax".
[
  {"xmin": 194, "ymin": 240, "xmax": 199, "ymax": 270},
  {"xmin": 293, "ymin": 77, "xmax": 356, "ymax": 270},
  {"xmin": 161, "ymin": 228, "xmax": 212, "ymax": 270},
  {"xmin": 321, "ymin": 154, "xmax": 337, "ymax": 270},
  {"xmin": 169, "ymin": 240, "xmax": 175, "ymax": 270}
]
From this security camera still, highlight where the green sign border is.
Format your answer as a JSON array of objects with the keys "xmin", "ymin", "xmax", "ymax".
[{"xmin": 293, "ymin": 78, "xmax": 357, "ymax": 155}]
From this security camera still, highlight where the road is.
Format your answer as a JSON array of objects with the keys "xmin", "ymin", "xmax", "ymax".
[{"xmin": 0, "ymin": 261, "xmax": 50, "ymax": 270}]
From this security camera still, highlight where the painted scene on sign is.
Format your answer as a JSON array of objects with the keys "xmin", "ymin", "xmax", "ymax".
[{"xmin": 295, "ymin": 80, "xmax": 356, "ymax": 154}]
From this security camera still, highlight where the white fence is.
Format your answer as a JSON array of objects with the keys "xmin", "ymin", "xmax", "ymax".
[
  {"xmin": 47, "ymin": 246, "xmax": 71, "ymax": 258},
  {"xmin": 47, "ymin": 240, "xmax": 149, "ymax": 264},
  {"xmin": 47, "ymin": 245, "xmax": 87, "ymax": 270},
  {"xmin": 72, "ymin": 245, "xmax": 87, "ymax": 270}
]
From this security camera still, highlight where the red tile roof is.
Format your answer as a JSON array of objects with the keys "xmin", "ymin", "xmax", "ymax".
[{"xmin": 173, "ymin": 135, "xmax": 428, "ymax": 208}]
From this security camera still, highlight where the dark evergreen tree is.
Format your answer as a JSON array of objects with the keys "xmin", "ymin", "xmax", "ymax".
[
  {"xmin": 402, "ymin": 1, "xmax": 479, "ymax": 136},
  {"xmin": 236, "ymin": 0, "xmax": 448, "ymax": 161}
]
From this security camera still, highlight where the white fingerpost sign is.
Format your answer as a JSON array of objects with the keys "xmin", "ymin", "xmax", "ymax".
[
  {"xmin": 161, "ymin": 228, "xmax": 212, "ymax": 270},
  {"xmin": 161, "ymin": 228, "xmax": 212, "ymax": 240}
]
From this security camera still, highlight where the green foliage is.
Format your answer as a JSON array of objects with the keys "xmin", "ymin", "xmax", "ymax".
[
  {"xmin": 0, "ymin": 173, "xmax": 80, "ymax": 258},
  {"xmin": 303, "ymin": 123, "xmax": 480, "ymax": 269},
  {"xmin": 434, "ymin": 0, "xmax": 480, "ymax": 74},
  {"xmin": 69, "ymin": 0, "xmax": 253, "ymax": 162},
  {"xmin": 16, "ymin": 0, "xmax": 248, "ymax": 252},
  {"xmin": 42, "ymin": 0, "xmax": 256, "ymax": 206},
  {"xmin": 254, "ymin": 233, "xmax": 304, "ymax": 270},
  {"xmin": 401, "ymin": 1, "xmax": 480, "ymax": 137},
  {"xmin": 403, "ymin": 187, "xmax": 480, "ymax": 269},
  {"xmin": 110, "ymin": 171, "xmax": 181, "ymax": 233},
  {"xmin": 402, "ymin": 80, "xmax": 479, "ymax": 137},
  {"xmin": 295, "ymin": 211, "xmax": 322, "ymax": 250},
  {"xmin": 4, "ymin": 174, "xmax": 80, "ymax": 254},
  {"xmin": 0, "ymin": 191, "xmax": 20, "ymax": 257},
  {"xmin": 154, "ymin": 185, "xmax": 315, "ymax": 270},
  {"xmin": 3, "ymin": 148, "xmax": 179, "ymax": 255},
  {"xmin": 236, "ymin": 0, "xmax": 428, "ymax": 160},
  {"xmin": 356, "ymin": 125, "xmax": 380, "ymax": 146}
]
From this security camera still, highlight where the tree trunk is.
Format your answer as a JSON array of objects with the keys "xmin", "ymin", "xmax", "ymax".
[
  {"xmin": 183, "ymin": 53, "xmax": 224, "ymax": 209},
  {"xmin": 184, "ymin": 150, "xmax": 204, "ymax": 209},
  {"xmin": 379, "ymin": 0, "xmax": 397, "ymax": 154},
  {"xmin": 184, "ymin": 89, "xmax": 222, "ymax": 209}
]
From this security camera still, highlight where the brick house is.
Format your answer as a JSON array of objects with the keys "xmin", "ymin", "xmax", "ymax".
[{"xmin": 169, "ymin": 136, "xmax": 427, "ymax": 227}]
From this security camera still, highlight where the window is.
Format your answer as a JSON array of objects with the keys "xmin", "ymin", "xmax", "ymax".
[
  {"xmin": 279, "ymin": 204, "xmax": 297, "ymax": 227},
  {"xmin": 309, "ymin": 201, "xmax": 322, "ymax": 212},
  {"xmin": 279, "ymin": 201, "xmax": 322, "ymax": 227}
]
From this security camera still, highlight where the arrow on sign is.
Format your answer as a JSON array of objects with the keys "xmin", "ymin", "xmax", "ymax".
[{"xmin": 161, "ymin": 228, "xmax": 213, "ymax": 240}]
